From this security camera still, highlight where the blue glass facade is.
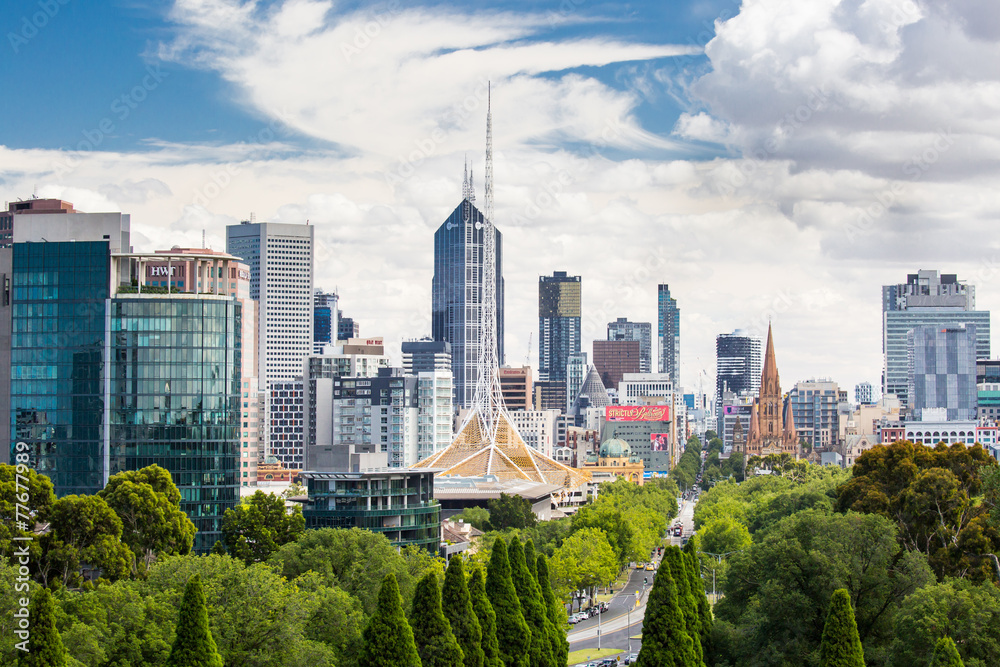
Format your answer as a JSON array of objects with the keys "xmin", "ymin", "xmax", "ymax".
[
  {"xmin": 110, "ymin": 297, "xmax": 241, "ymax": 550},
  {"xmin": 658, "ymin": 284, "xmax": 680, "ymax": 386},
  {"xmin": 11, "ymin": 241, "xmax": 109, "ymax": 496},
  {"xmin": 538, "ymin": 272, "xmax": 581, "ymax": 392},
  {"xmin": 314, "ymin": 305, "xmax": 333, "ymax": 345},
  {"xmin": 432, "ymin": 199, "xmax": 504, "ymax": 408}
]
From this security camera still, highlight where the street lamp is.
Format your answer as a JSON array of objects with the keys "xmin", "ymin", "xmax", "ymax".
[
  {"xmin": 623, "ymin": 592, "xmax": 637, "ymax": 654},
  {"xmin": 697, "ymin": 550, "xmax": 741, "ymax": 603}
]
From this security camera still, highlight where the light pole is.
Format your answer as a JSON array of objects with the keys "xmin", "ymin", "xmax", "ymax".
[
  {"xmin": 697, "ymin": 550, "xmax": 740, "ymax": 603},
  {"xmin": 624, "ymin": 592, "xmax": 637, "ymax": 654}
]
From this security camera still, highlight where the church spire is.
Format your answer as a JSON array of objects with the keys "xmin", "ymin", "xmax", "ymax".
[{"xmin": 761, "ymin": 322, "xmax": 779, "ymax": 393}]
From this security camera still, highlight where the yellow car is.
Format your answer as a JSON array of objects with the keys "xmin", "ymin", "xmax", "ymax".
[{"xmin": 645, "ymin": 564, "xmax": 655, "ymax": 571}]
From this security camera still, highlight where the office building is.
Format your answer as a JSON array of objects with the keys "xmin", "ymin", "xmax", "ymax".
[
  {"xmin": 608, "ymin": 318, "xmax": 652, "ymax": 373},
  {"xmin": 499, "ymin": 366, "xmax": 532, "ymax": 411},
  {"xmin": 883, "ymin": 270, "xmax": 990, "ymax": 406},
  {"xmin": 566, "ymin": 352, "xmax": 588, "ymax": 413},
  {"xmin": 3, "ymin": 198, "xmax": 78, "ymax": 247},
  {"xmin": 788, "ymin": 379, "xmax": 847, "ymax": 448},
  {"xmin": 538, "ymin": 271, "xmax": 581, "ymax": 408},
  {"xmin": 977, "ymin": 360, "xmax": 1000, "ymax": 384},
  {"xmin": 298, "ymin": 469, "xmax": 440, "ymax": 552},
  {"xmin": 618, "ymin": 373, "xmax": 674, "ymax": 406},
  {"xmin": 907, "ymin": 324, "xmax": 977, "ymax": 421},
  {"xmin": 715, "ymin": 330, "xmax": 762, "ymax": 433},
  {"xmin": 593, "ymin": 340, "xmax": 641, "ymax": 390},
  {"xmin": 337, "ymin": 316, "xmax": 359, "ymax": 341},
  {"xmin": 657, "ymin": 284, "xmax": 680, "ymax": 386},
  {"xmin": 855, "ymin": 381, "xmax": 875, "ymax": 406},
  {"xmin": 432, "ymin": 193, "xmax": 504, "ymax": 408},
  {"xmin": 601, "ymin": 405, "xmax": 673, "ymax": 473},
  {"xmin": 509, "ymin": 409, "xmax": 561, "ymax": 458},
  {"xmin": 269, "ymin": 380, "xmax": 305, "ymax": 470},
  {"xmin": 402, "ymin": 339, "xmax": 452, "ymax": 374},
  {"xmin": 226, "ymin": 221, "xmax": 314, "ymax": 387},
  {"xmin": 11, "ymin": 210, "xmax": 242, "ymax": 550},
  {"xmin": 533, "ymin": 381, "xmax": 566, "ymax": 411},
  {"xmin": 313, "ymin": 289, "xmax": 339, "ymax": 353},
  {"xmin": 0, "ymin": 247, "xmax": 9, "ymax": 464}
]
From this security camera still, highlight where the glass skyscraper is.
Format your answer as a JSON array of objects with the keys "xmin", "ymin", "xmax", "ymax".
[
  {"xmin": 907, "ymin": 324, "xmax": 978, "ymax": 421},
  {"xmin": 715, "ymin": 330, "xmax": 762, "ymax": 434},
  {"xmin": 607, "ymin": 318, "xmax": 652, "ymax": 373},
  {"xmin": 432, "ymin": 198, "xmax": 504, "ymax": 408},
  {"xmin": 657, "ymin": 284, "xmax": 680, "ymax": 386},
  {"xmin": 538, "ymin": 271, "xmax": 581, "ymax": 407}
]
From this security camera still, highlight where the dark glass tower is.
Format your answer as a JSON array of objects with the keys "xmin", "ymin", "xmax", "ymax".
[
  {"xmin": 431, "ymin": 198, "xmax": 504, "ymax": 408},
  {"xmin": 538, "ymin": 271, "xmax": 581, "ymax": 408},
  {"xmin": 657, "ymin": 284, "xmax": 680, "ymax": 386}
]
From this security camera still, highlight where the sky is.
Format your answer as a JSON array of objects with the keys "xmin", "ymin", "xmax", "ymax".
[{"xmin": 2, "ymin": 0, "xmax": 1000, "ymax": 400}]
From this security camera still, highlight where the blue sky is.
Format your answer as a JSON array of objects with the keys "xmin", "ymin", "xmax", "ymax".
[{"xmin": 2, "ymin": 0, "xmax": 999, "ymax": 395}]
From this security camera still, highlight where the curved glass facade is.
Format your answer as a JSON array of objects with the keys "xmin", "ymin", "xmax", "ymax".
[{"xmin": 110, "ymin": 297, "xmax": 241, "ymax": 550}]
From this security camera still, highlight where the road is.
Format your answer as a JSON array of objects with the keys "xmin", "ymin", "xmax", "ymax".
[{"xmin": 567, "ymin": 497, "xmax": 696, "ymax": 659}]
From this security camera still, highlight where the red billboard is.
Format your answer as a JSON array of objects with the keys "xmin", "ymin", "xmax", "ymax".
[
  {"xmin": 651, "ymin": 433, "xmax": 670, "ymax": 452},
  {"xmin": 605, "ymin": 405, "xmax": 670, "ymax": 422}
]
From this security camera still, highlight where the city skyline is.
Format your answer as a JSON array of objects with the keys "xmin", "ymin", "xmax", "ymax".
[{"xmin": 2, "ymin": 0, "xmax": 998, "ymax": 398}]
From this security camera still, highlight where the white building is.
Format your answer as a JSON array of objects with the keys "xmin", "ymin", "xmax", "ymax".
[
  {"xmin": 509, "ymin": 409, "xmax": 561, "ymax": 458},
  {"xmin": 416, "ymin": 371, "xmax": 454, "ymax": 462},
  {"xmin": 904, "ymin": 408, "xmax": 978, "ymax": 446}
]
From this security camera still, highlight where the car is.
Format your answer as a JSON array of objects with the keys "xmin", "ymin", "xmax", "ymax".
[
  {"xmin": 646, "ymin": 563, "xmax": 655, "ymax": 571},
  {"xmin": 624, "ymin": 653, "xmax": 639, "ymax": 664},
  {"xmin": 598, "ymin": 659, "xmax": 618, "ymax": 667},
  {"xmin": 567, "ymin": 613, "xmax": 585, "ymax": 624}
]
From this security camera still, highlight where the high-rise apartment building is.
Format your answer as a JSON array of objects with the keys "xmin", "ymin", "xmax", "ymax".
[
  {"xmin": 715, "ymin": 330, "xmax": 762, "ymax": 432},
  {"xmin": 855, "ymin": 381, "xmax": 875, "ymax": 406},
  {"xmin": 593, "ymin": 340, "xmax": 642, "ymax": 390},
  {"xmin": 657, "ymin": 284, "xmax": 680, "ymax": 386},
  {"xmin": 788, "ymin": 379, "xmax": 847, "ymax": 448},
  {"xmin": 538, "ymin": 271, "xmax": 581, "ymax": 407},
  {"xmin": 907, "ymin": 324, "xmax": 978, "ymax": 421},
  {"xmin": 608, "ymin": 318, "xmax": 652, "ymax": 373},
  {"xmin": 10, "ymin": 210, "xmax": 242, "ymax": 550},
  {"xmin": 432, "ymin": 194, "xmax": 504, "ymax": 408},
  {"xmin": 499, "ymin": 366, "xmax": 532, "ymax": 411},
  {"xmin": 337, "ymin": 316, "xmax": 359, "ymax": 341},
  {"xmin": 402, "ymin": 339, "xmax": 452, "ymax": 374},
  {"xmin": 226, "ymin": 221, "xmax": 314, "ymax": 387},
  {"xmin": 883, "ymin": 270, "xmax": 990, "ymax": 406},
  {"xmin": 313, "ymin": 289, "xmax": 339, "ymax": 353},
  {"xmin": 566, "ymin": 351, "xmax": 589, "ymax": 413}
]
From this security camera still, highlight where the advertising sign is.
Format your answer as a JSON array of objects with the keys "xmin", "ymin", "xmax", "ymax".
[
  {"xmin": 650, "ymin": 432, "xmax": 670, "ymax": 452},
  {"xmin": 605, "ymin": 405, "xmax": 670, "ymax": 422}
]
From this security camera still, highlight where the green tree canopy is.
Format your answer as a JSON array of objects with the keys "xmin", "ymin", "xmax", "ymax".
[
  {"xmin": 360, "ymin": 573, "xmax": 422, "ymax": 667},
  {"xmin": 930, "ymin": 637, "xmax": 965, "ymax": 667},
  {"xmin": 98, "ymin": 465, "xmax": 195, "ymax": 573},
  {"xmin": 536, "ymin": 554, "xmax": 569, "ymax": 667},
  {"xmin": 442, "ymin": 556, "xmax": 485, "ymax": 667},
  {"xmin": 635, "ymin": 561, "xmax": 697, "ymax": 667},
  {"xmin": 508, "ymin": 538, "xmax": 554, "ymax": 667},
  {"xmin": 663, "ymin": 546, "xmax": 703, "ymax": 664},
  {"xmin": 221, "ymin": 490, "xmax": 305, "ymax": 564},
  {"xmin": 819, "ymin": 589, "xmax": 865, "ymax": 667},
  {"xmin": 485, "ymin": 538, "xmax": 530, "ymax": 667},
  {"xmin": 699, "ymin": 516, "xmax": 751, "ymax": 556},
  {"xmin": 17, "ymin": 588, "xmax": 67, "ymax": 667},
  {"xmin": 469, "ymin": 564, "xmax": 503, "ymax": 667},
  {"xmin": 166, "ymin": 574, "xmax": 224, "ymax": 667},
  {"xmin": 488, "ymin": 494, "xmax": 537, "ymax": 531},
  {"xmin": 549, "ymin": 527, "xmax": 618, "ymax": 600},
  {"xmin": 37, "ymin": 494, "xmax": 132, "ymax": 587},
  {"xmin": 410, "ymin": 571, "xmax": 464, "ymax": 667},
  {"xmin": 453, "ymin": 506, "xmax": 492, "ymax": 532},
  {"xmin": 1, "ymin": 464, "xmax": 55, "ymax": 569}
]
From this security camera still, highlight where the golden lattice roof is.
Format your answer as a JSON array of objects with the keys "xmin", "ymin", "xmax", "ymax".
[{"xmin": 412, "ymin": 409, "xmax": 591, "ymax": 490}]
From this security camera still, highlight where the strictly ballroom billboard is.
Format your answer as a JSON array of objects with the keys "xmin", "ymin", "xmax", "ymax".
[{"xmin": 605, "ymin": 405, "xmax": 670, "ymax": 422}]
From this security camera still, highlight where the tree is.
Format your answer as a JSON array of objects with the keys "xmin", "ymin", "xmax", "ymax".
[
  {"xmin": 536, "ymin": 554, "xmax": 569, "ymax": 667},
  {"xmin": 37, "ymin": 494, "xmax": 132, "ymax": 587},
  {"xmin": 443, "ymin": 556, "xmax": 485, "ymax": 667},
  {"xmin": 663, "ymin": 546, "xmax": 703, "ymax": 664},
  {"xmin": 454, "ymin": 506, "xmax": 492, "ymax": 532},
  {"xmin": 635, "ymin": 562, "xmax": 697, "ymax": 667},
  {"xmin": 485, "ymin": 538, "xmax": 530, "ymax": 667},
  {"xmin": 360, "ymin": 573, "xmax": 422, "ymax": 667},
  {"xmin": 549, "ymin": 527, "xmax": 617, "ymax": 601},
  {"xmin": 1, "ymin": 464, "xmax": 55, "ymax": 569},
  {"xmin": 684, "ymin": 537, "xmax": 713, "ymax": 656},
  {"xmin": 699, "ymin": 516, "xmax": 751, "ymax": 556},
  {"xmin": 166, "ymin": 574, "xmax": 224, "ymax": 667},
  {"xmin": 488, "ymin": 494, "xmax": 537, "ymax": 530},
  {"xmin": 930, "ymin": 637, "xmax": 965, "ymax": 667},
  {"xmin": 98, "ymin": 465, "xmax": 195, "ymax": 573},
  {"xmin": 819, "ymin": 589, "xmax": 865, "ymax": 667},
  {"xmin": 299, "ymin": 575, "xmax": 367, "ymax": 667},
  {"xmin": 17, "ymin": 588, "xmax": 67, "ymax": 667},
  {"xmin": 221, "ymin": 490, "xmax": 305, "ymax": 565},
  {"xmin": 508, "ymin": 538, "xmax": 554, "ymax": 667},
  {"xmin": 470, "ymin": 564, "xmax": 503, "ymax": 667},
  {"xmin": 410, "ymin": 571, "xmax": 464, "ymax": 667}
]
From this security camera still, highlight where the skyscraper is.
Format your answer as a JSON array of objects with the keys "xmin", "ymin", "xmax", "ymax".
[
  {"xmin": 715, "ymin": 329, "xmax": 762, "ymax": 433},
  {"xmin": 657, "ymin": 284, "xmax": 680, "ymax": 386},
  {"xmin": 608, "ymin": 318, "xmax": 652, "ymax": 373},
  {"xmin": 402, "ymin": 339, "xmax": 452, "ymax": 374},
  {"xmin": 538, "ymin": 271, "xmax": 581, "ymax": 387},
  {"xmin": 226, "ymin": 221, "xmax": 315, "ymax": 387},
  {"xmin": 907, "ymin": 324, "xmax": 977, "ymax": 421},
  {"xmin": 883, "ymin": 269, "xmax": 990, "ymax": 406},
  {"xmin": 431, "ymin": 170, "xmax": 504, "ymax": 408},
  {"xmin": 313, "ymin": 289, "xmax": 338, "ymax": 353},
  {"xmin": 593, "ymin": 339, "xmax": 641, "ymax": 390}
]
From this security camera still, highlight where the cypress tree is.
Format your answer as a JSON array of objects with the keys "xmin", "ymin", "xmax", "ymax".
[
  {"xmin": 485, "ymin": 538, "xmax": 531, "ymax": 667},
  {"xmin": 508, "ymin": 538, "xmax": 554, "ymax": 667},
  {"xmin": 819, "ymin": 589, "xmax": 865, "ymax": 667},
  {"xmin": 443, "ymin": 557, "xmax": 485, "ymax": 667},
  {"xmin": 523, "ymin": 540, "xmax": 538, "ymax": 579},
  {"xmin": 635, "ymin": 561, "xmax": 697, "ymax": 667},
  {"xmin": 536, "ymin": 554, "xmax": 569, "ymax": 667},
  {"xmin": 929, "ymin": 637, "xmax": 965, "ymax": 667},
  {"xmin": 683, "ymin": 540, "xmax": 713, "ymax": 660},
  {"xmin": 664, "ymin": 547, "xmax": 704, "ymax": 665},
  {"xmin": 410, "ymin": 571, "xmax": 464, "ymax": 667},
  {"xmin": 360, "ymin": 573, "xmax": 422, "ymax": 667},
  {"xmin": 166, "ymin": 574, "xmax": 223, "ymax": 667},
  {"xmin": 18, "ymin": 588, "xmax": 67, "ymax": 667},
  {"xmin": 470, "ymin": 565, "xmax": 504, "ymax": 667}
]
